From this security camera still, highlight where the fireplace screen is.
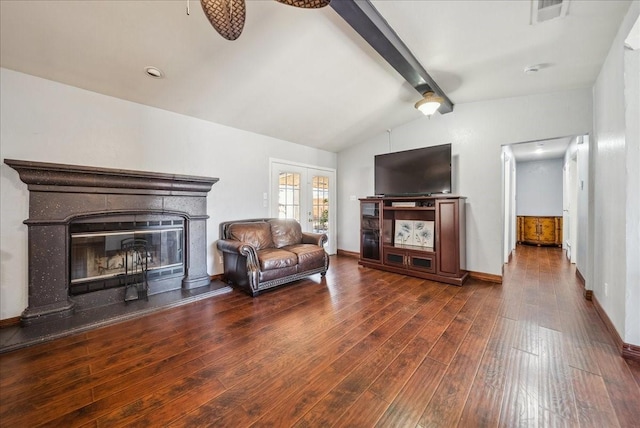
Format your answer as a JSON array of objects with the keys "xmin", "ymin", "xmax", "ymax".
[{"xmin": 70, "ymin": 222, "xmax": 184, "ymax": 295}]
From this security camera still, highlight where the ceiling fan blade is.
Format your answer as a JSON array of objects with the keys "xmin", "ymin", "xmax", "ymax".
[
  {"xmin": 201, "ymin": 0, "xmax": 246, "ymax": 40},
  {"xmin": 275, "ymin": 0, "xmax": 331, "ymax": 9}
]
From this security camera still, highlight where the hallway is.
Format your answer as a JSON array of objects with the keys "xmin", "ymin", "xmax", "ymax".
[{"xmin": 494, "ymin": 244, "xmax": 640, "ymax": 426}]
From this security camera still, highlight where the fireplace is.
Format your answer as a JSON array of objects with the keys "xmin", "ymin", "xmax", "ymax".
[
  {"xmin": 69, "ymin": 218, "xmax": 185, "ymax": 296},
  {"xmin": 5, "ymin": 159, "xmax": 219, "ymax": 325}
]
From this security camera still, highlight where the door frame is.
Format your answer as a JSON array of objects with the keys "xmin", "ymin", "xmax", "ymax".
[
  {"xmin": 502, "ymin": 134, "xmax": 589, "ymax": 268},
  {"xmin": 269, "ymin": 158, "xmax": 337, "ymax": 255},
  {"xmin": 501, "ymin": 145, "xmax": 517, "ymax": 264},
  {"xmin": 563, "ymin": 152, "xmax": 578, "ymax": 263}
]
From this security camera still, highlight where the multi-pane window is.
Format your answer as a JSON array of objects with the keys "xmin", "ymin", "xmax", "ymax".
[
  {"xmin": 278, "ymin": 172, "xmax": 301, "ymax": 221},
  {"xmin": 312, "ymin": 175, "xmax": 329, "ymax": 233}
]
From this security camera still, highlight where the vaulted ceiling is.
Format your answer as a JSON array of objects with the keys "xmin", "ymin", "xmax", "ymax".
[{"xmin": 0, "ymin": 0, "xmax": 632, "ymax": 152}]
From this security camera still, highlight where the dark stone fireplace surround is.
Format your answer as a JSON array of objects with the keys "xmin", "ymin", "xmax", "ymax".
[{"xmin": 4, "ymin": 159, "xmax": 221, "ymax": 326}]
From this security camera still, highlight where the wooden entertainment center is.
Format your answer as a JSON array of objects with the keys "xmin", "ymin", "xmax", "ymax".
[{"xmin": 359, "ymin": 195, "xmax": 468, "ymax": 286}]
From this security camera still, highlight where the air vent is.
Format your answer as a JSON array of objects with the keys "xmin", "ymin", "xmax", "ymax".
[
  {"xmin": 538, "ymin": 0, "xmax": 562, "ymax": 8},
  {"xmin": 531, "ymin": 0, "xmax": 569, "ymax": 25}
]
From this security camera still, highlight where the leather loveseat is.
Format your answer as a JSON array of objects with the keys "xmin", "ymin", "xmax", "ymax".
[{"xmin": 217, "ymin": 218, "xmax": 329, "ymax": 296}]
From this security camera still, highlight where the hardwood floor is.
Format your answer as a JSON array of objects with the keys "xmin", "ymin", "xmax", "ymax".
[{"xmin": 1, "ymin": 245, "xmax": 639, "ymax": 427}]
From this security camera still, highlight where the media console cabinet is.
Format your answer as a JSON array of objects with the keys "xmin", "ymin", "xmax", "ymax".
[{"xmin": 359, "ymin": 195, "xmax": 468, "ymax": 286}]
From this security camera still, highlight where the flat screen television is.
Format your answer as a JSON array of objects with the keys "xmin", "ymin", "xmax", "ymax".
[{"xmin": 374, "ymin": 143, "xmax": 452, "ymax": 196}]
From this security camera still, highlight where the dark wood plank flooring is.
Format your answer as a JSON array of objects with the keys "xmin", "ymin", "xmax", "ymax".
[{"xmin": 1, "ymin": 245, "xmax": 639, "ymax": 427}]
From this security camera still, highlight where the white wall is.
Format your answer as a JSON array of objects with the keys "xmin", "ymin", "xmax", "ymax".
[
  {"xmin": 591, "ymin": 2, "xmax": 639, "ymax": 345},
  {"xmin": 0, "ymin": 68, "xmax": 337, "ymax": 320},
  {"xmin": 337, "ymin": 89, "xmax": 593, "ymax": 277},
  {"xmin": 624, "ymin": 46, "xmax": 639, "ymax": 346},
  {"xmin": 516, "ymin": 158, "xmax": 564, "ymax": 217}
]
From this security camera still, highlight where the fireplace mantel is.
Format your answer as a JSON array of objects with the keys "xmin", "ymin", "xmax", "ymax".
[
  {"xmin": 5, "ymin": 159, "xmax": 219, "ymax": 325},
  {"xmin": 5, "ymin": 158, "xmax": 217, "ymax": 194}
]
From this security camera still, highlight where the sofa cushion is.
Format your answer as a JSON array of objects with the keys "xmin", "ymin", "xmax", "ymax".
[
  {"xmin": 284, "ymin": 244, "xmax": 326, "ymax": 271},
  {"xmin": 269, "ymin": 219, "xmax": 303, "ymax": 248},
  {"xmin": 257, "ymin": 248, "xmax": 298, "ymax": 271},
  {"xmin": 228, "ymin": 222, "xmax": 274, "ymax": 250},
  {"xmin": 259, "ymin": 266, "xmax": 298, "ymax": 282}
]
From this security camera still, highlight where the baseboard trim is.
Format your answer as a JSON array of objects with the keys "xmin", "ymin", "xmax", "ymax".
[
  {"xmin": 0, "ymin": 316, "xmax": 21, "ymax": 329},
  {"xmin": 583, "ymin": 289, "xmax": 593, "ymax": 301},
  {"xmin": 622, "ymin": 343, "xmax": 640, "ymax": 361},
  {"xmin": 592, "ymin": 295, "xmax": 624, "ymax": 349},
  {"xmin": 337, "ymin": 249, "xmax": 359, "ymax": 259},
  {"xmin": 575, "ymin": 268, "xmax": 592, "ymax": 300},
  {"xmin": 592, "ymin": 294, "xmax": 640, "ymax": 363},
  {"xmin": 468, "ymin": 271, "xmax": 502, "ymax": 284}
]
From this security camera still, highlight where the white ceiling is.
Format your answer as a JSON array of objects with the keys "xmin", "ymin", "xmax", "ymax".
[
  {"xmin": 0, "ymin": 0, "xmax": 631, "ymax": 153},
  {"xmin": 510, "ymin": 137, "xmax": 572, "ymax": 162}
]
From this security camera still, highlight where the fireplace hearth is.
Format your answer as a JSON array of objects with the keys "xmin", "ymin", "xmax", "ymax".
[{"xmin": 4, "ymin": 159, "xmax": 224, "ymax": 328}]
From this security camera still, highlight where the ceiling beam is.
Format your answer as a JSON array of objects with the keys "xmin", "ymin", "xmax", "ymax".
[{"xmin": 331, "ymin": 0, "xmax": 454, "ymax": 114}]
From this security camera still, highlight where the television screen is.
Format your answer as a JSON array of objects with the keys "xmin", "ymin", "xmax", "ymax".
[{"xmin": 374, "ymin": 144, "xmax": 452, "ymax": 196}]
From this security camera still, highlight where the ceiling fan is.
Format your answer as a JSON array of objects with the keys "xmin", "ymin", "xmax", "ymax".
[{"xmin": 200, "ymin": 0, "xmax": 331, "ymax": 41}]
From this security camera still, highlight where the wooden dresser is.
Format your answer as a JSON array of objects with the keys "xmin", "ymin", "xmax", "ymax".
[{"xmin": 517, "ymin": 216, "xmax": 562, "ymax": 247}]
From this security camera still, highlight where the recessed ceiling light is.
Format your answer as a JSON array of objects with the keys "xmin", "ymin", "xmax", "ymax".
[{"xmin": 144, "ymin": 66, "xmax": 164, "ymax": 79}]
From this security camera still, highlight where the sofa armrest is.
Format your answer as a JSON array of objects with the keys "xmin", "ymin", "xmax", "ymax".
[
  {"xmin": 302, "ymin": 232, "xmax": 328, "ymax": 247},
  {"xmin": 217, "ymin": 239, "xmax": 259, "ymax": 264}
]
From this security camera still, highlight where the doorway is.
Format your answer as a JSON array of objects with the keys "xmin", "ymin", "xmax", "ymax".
[
  {"xmin": 501, "ymin": 136, "xmax": 585, "ymax": 267},
  {"xmin": 270, "ymin": 160, "xmax": 337, "ymax": 254}
]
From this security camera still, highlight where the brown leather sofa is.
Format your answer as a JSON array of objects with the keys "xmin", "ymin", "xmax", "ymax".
[{"xmin": 217, "ymin": 218, "xmax": 329, "ymax": 296}]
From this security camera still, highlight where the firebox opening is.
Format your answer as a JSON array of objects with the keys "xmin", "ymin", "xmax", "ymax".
[{"xmin": 69, "ymin": 219, "xmax": 185, "ymax": 296}]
